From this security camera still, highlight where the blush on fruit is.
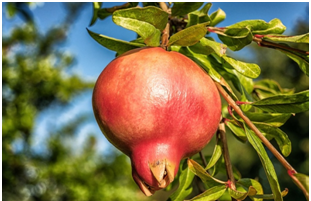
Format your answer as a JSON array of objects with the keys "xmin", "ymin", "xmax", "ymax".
[{"xmin": 92, "ymin": 47, "xmax": 221, "ymax": 196}]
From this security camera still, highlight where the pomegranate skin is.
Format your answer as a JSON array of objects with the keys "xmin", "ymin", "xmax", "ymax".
[{"xmin": 92, "ymin": 47, "xmax": 221, "ymax": 195}]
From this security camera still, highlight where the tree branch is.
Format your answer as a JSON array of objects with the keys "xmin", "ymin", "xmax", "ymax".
[
  {"xmin": 217, "ymin": 120, "xmax": 237, "ymax": 191},
  {"xmin": 214, "ymin": 81, "xmax": 310, "ymax": 199},
  {"xmin": 159, "ymin": 2, "xmax": 170, "ymax": 49}
]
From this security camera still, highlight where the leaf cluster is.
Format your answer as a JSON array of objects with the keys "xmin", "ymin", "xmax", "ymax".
[{"xmin": 87, "ymin": 2, "xmax": 309, "ymax": 201}]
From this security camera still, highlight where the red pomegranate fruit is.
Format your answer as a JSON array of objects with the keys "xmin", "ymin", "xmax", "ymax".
[{"xmin": 92, "ymin": 47, "xmax": 221, "ymax": 196}]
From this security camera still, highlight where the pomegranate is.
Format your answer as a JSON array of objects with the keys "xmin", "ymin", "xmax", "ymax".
[{"xmin": 92, "ymin": 47, "xmax": 221, "ymax": 196}]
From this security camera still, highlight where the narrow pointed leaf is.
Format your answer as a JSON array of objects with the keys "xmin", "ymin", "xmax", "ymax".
[
  {"xmin": 89, "ymin": 2, "xmax": 103, "ymax": 26},
  {"xmin": 261, "ymin": 33, "xmax": 309, "ymax": 43},
  {"xmin": 172, "ymin": 2, "xmax": 204, "ymax": 17},
  {"xmin": 223, "ymin": 56, "xmax": 261, "ymax": 79},
  {"xmin": 251, "ymin": 90, "xmax": 309, "ymax": 113},
  {"xmin": 250, "ymin": 188, "xmax": 289, "ymax": 200},
  {"xmin": 210, "ymin": 8, "xmax": 226, "ymax": 27},
  {"xmin": 188, "ymin": 185, "xmax": 227, "ymax": 201},
  {"xmin": 168, "ymin": 23, "xmax": 209, "ymax": 47},
  {"xmin": 293, "ymin": 173, "xmax": 309, "ymax": 196},
  {"xmin": 227, "ymin": 18, "xmax": 286, "ymax": 35},
  {"xmin": 205, "ymin": 139, "xmax": 222, "ymax": 170},
  {"xmin": 87, "ymin": 29, "xmax": 144, "ymax": 55},
  {"xmin": 167, "ymin": 160, "xmax": 195, "ymax": 201},
  {"xmin": 243, "ymin": 112, "xmax": 292, "ymax": 127},
  {"xmin": 237, "ymin": 178, "xmax": 264, "ymax": 201},
  {"xmin": 278, "ymin": 49, "xmax": 309, "ymax": 76},
  {"xmin": 228, "ymin": 186, "xmax": 257, "ymax": 200},
  {"xmin": 243, "ymin": 123, "xmax": 283, "ymax": 201},
  {"xmin": 218, "ymin": 27, "xmax": 253, "ymax": 51},
  {"xmin": 187, "ymin": 159, "xmax": 225, "ymax": 186},
  {"xmin": 254, "ymin": 122, "xmax": 292, "ymax": 157},
  {"xmin": 226, "ymin": 120, "xmax": 247, "ymax": 142}
]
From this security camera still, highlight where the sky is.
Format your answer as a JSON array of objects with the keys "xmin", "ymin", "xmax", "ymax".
[{"xmin": 2, "ymin": 2, "xmax": 309, "ymax": 155}]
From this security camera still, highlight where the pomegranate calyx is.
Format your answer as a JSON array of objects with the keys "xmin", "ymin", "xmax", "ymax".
[{"xmin": 149, "ymin": 159, "xmax": 175, "ymax": 188}]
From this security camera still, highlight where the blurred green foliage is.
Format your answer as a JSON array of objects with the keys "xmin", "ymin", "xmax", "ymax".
[{"xmin": 2, "ymin": 3, "xmax": 153, "ymax": 201}]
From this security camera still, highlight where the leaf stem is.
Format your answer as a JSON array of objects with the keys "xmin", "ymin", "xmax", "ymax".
[
  {"xmin": 159, "ymin": 2, "xmax": 170, "ymax": 49},
  {"xmin": 199, "ymin": 151, "xmax": 207, "ymax": 167},
  {"xmin": 214, "ymin": 81, "xmax": 310, "ymax": 199}
]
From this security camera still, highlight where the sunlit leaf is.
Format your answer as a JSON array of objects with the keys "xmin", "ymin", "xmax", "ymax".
[
  {"xmin": 205, "ymin": 139, "xmax": 222, "ymax": 170},
  {"xmin": 112, "ymin": 7, "xmax": 168, "ymax": 46},
  {"xmin": 250, "ymin": 188, "xmax": 289, "ymax": 200},
  {"xmin": 261, "ymin": 33, "xmax": 309, "ymax": 43},
  {"xmin": 251, "ymin": 90, "xmax": 309, "ymax": 113},
  {"xmin": 227, "ymin": 18, "xmax": 286, "ymax": 35},
  {"xmin": 218, "ymin": 27, "xmax": 253, "ymax": 51},
  {"xmin": 87, "ymin": 29, "xmax": 144, "ymax": 55},
  {"xmin": 237, "ymin": 178, "xmax": 264, "ymax": 201},
  {"xmin": 89, "ymin": 2, "xmax": 102, "ymax": 26},
  {"xmin": 168, "ymin": 23, "xmax": 209, "ymax": 47},
  {"xmin": 254, "ymin": 122, "xmax": 292, "ymax": 157},
  {"xmin": 188, "ymin": 185, "xmax": 227, "ymax": 201},
  {"xmin": 167, "ymin": 160, "xmax": 195, "ymax": 201},
  {"xmin": 199, "ymin": 37, "xmax": 227, "ymax": 57},
  {"xmin": 293, "ymin": 173, "xmax": 309, "ymax": 197},
  {"xmin": 187, "ymin": 159, "xmax": 225, "ymax": 187},
  {"xmin": 172, "ymin": 2, "xmax": 204, "ymax": 17},
  {"xmin": 209, "ymin": 8, "xmax": 226, "ymax": 27},
  {"xmin": 243, "ymin": 123, "xmax": 283, "ymax": 201},
  {"xmin": 186, "ymin": 3, "xmax": 211, "ymax": 27},
  {"xmin": 278, "ymin": 49, "xmax": 309, "ymax": 76},
  {"xmin": 228, "ymin": 186, "xmax": 257, "ymax": 200},
  {"xmin": 243, "ymin": 112, "xmax": 292, "ymax": 127},
  {"xmin": 225, "ymin": 120, "xmax": 247, "ymax": 142},
  {"xmin": 222, "ymin": 56, "xmax": 261, "ymax": 79}
]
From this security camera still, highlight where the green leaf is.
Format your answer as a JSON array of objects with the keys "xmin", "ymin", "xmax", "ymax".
[
  {"xmin": 187, "ymin": 159, "xmax": 225, "ymax": 187},
  {"xmin": 222, "ymin": 56, "xmax": 261, "ymax": 79},
  {"xmin": 218, "ymin": 27, "xmax": 253, "ymax": 51},
  {"xmin": 205, "ymin": 139, "xmax": 222, "ymax": 170},
  {"xmin": 167, "ymin": 160, "xmax": 195, "ymax": 201},
  {"xmin": 226, "ymin": 120, "xmax": 247, "ymax": 142},
  {"xmin": 228, "ymin": 186, "xmax": 257, "ymax": 200},
  {"xmin": 293, "ymin": 173, "xmax": 309, "ymax": 198},
  {"xmin": 237, "ymin": 178, "xmax": 264, "ymax": 201},
  {"xmin": 89, "ymin": 3, "xmax": 103, "ymax": 26},
  {"xmin": 186, "ymin": 3, "xmax": 212, "ymax": 27},
  {"xmin": 188, "ymin": 185, "xmax": 227, "ymax": 201},
  {"xmin": 179, "ymin": 44, "xmax": 221, "ymax": 82},
  {"xmin": 278, "ymin": 49, "xmax": 309, "ymax": 76},
  {"xmin": 243, "ymin": 112, "xmax": 292, "ymax": 127},
  {"xmin": 172, "ymin": 2, "xmax": 204, "ymax": 17},
  {"xmin": 250, "ymin": 188, "xmax": 289, "ymax": 200},
  {"xmin": 243, "ymin": 123, "xmax": 283, "ymax": 201},
  {"xmin": 113, "ymin": 6, "xmax": 168, "ymax": 31},
  {"xmin": 209, "ymin": 8, "xmax": 226, "ymax": 27},
  {"xmin": 227, "ymin": 18, "xmax": 286, "ymax": 35},
  {"xmin": 87, "ymin": 29, "xmax": 145, "ymax": 55},
  {"xmin": 168, "ymin": 23, "xmax": 209, "ymax": 47},
  {"xmin": 254, "ymin": 79, "xmax": 294, "ymax": 97},
  {"xmin": 251, "ymin": 90, "xmax": 309, "ymax": 113},
  {"xmin": 112, "ymin": 6, "xmax": 169, "ymax": 46},
  {"xmin": 254, "ymin": 122, "xmax": 292, "ymax": 157},
  {"xmin": 261, "ymin": 33, "xmax": 309, "ymax": 43},
  {"xmin": 199, "ymin": 37, "xmax": 227, "ymax": 57}
]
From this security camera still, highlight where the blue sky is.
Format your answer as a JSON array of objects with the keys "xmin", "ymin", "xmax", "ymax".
[{"xmin": 3, "ymin": 2, "xmax": 309, "ymax": 155}]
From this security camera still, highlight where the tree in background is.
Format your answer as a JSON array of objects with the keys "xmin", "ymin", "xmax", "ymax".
[{"xmin": 2, "ymin": 3, "xmax": 152, "ymax": 201}]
